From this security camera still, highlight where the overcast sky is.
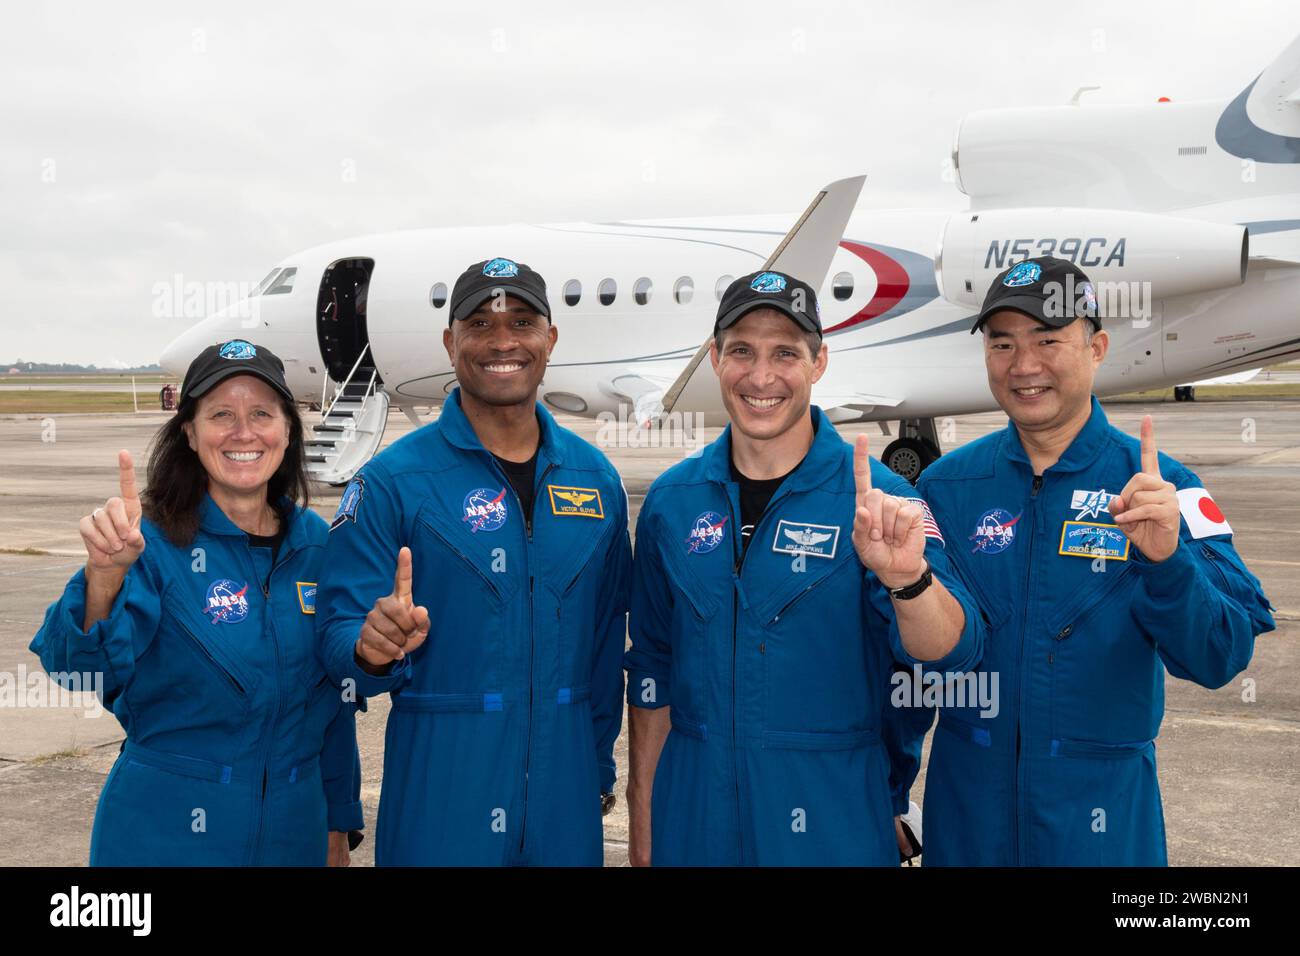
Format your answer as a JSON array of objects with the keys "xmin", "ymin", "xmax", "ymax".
[{"xmin": 4, "ymin": 0, "xmax": 1298, "ymax": 366}]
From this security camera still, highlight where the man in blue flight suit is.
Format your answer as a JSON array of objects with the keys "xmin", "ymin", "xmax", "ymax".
[
  {"xmin": 318, "ymin": 258, "xmax": 632, "ymax": 865},
  {"xmin": 624, "ymin": 270, "xmax": 985, "ymax": 866},
  {"xmin": 917, "ymin": 255, "xmax": 1275, "ymax": 865}
]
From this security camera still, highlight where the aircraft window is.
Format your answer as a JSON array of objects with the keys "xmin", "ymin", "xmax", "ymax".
[
  {"xmin": 430, "ymin": 282, "xmax": 448, "ymax": 308},
  {"xmin": 252, "ymin": 268, "xmax": 280, "ymax": 297},
  {"xmin": 563, "ymin": 279, "xmax": 581, "ymax": 306},
  {"xmin": 598, "ymin": 278, "xmax": 617, "ymax": 306},
  {"xmin": 634, "ymin": 277, "xmax": 653, "ymax": 306},
  {"xmin": 832, "ymin": 271, "xmax": 854, "ymax": 301},
  {"xmin": 715, "ymin": 275, "xmax": 734, "ymax": 301},
  {"xmin": 265, "ymin": 267, "xmax": 297, "ymax": 295},
  {"xmin": 674, "ymin": 276, "xmax": 694, "ymax": 304}
]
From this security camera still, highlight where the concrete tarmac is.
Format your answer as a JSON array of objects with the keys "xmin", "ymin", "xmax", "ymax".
[{"xmin": 0, "ymin": 398, "xmax": 1296, "ymax": 866}]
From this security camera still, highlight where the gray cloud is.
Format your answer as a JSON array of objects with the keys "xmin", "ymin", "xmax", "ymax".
[{"xmin": 3, "ymin": 0, "xmax": 1297, "ymax": 363}]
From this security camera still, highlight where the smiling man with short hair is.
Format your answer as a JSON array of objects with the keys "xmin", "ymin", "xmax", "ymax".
[
  {"xmin": 624, "ymin": 269, "xmax": 983, "ymax": 866},
  {"xmin": 318, "ymin": 257, "xmax": 632, "ymax": 866},
  {"xmin": 915, "ymin": 255, "xmax": 1275, "ymax": 866}
]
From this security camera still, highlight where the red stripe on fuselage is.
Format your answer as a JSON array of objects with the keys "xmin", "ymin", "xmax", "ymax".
[{"xmin": 823, "ymin": 240, "xmax": 910, "ymax": 334}]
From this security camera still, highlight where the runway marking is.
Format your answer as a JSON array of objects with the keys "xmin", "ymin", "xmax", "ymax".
[
  {"xmin": 0, "ymin": 562, "xmax": 81, "ymax": 577},
  {"xmin": 1163, "ymin": 712, "xmax": 1300, "ymax": 732},
  {"xmin": 0, "ymin": 561, "xmax": 81, "ymax": 574}
]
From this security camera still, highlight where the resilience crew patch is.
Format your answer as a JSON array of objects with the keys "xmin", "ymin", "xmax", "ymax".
[{"xmin": 1059, "ymin": 520, "xmax": 1130, "ymax": 560}]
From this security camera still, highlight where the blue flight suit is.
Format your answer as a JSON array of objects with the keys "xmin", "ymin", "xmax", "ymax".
[
  {"xmin": 318, "ymin": 388, "xmax": 632, "ymax": 866},
  {"xmin": 916, "ymin": 397, "xmax": 1275, "ymax": 865},
  {"xmin": 625, "ymin": 407, "xmax": 983, "ymax": 865},
  {"xmin": 30, "ymin": 496, "xmax": 363, "ymax": 866}
]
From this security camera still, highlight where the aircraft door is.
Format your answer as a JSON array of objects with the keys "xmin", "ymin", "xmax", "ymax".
[{"xmin": 316, "ymin": 258, "xmax": 380, "ymax": 383}]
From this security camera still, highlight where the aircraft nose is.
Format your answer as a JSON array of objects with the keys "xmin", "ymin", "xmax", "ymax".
[{"xmin": 159, "ymin": 331, "xmax": 193, "ymax": 379}]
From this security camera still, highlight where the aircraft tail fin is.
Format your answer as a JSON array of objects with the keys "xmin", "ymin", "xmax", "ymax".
[{"xmin": 658, "ymin": 175, "xmax": 866, "ymax": 418}]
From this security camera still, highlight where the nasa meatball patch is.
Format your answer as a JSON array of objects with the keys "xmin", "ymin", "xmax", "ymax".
[
  {"xmin": 970, "ymin": 508, "xmax": 1020, "ymax": 555},
  {"xmin": 463, "ymin": 487, "xmax": 509, "ymax": 533},
  {"xmin": 203, "ymin": 579, "xmax": 251, "ymax": 624},
  {"xmin": 686, "ymin": 511, "xmax": 727, "ymax": 555}
]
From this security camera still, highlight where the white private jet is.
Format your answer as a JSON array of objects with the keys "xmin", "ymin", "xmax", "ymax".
[{"xmin": 160, "ymin": 35, "xmax": 1300, "ymax": 483}]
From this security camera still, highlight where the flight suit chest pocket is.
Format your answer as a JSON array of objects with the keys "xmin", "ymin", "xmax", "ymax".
[
  {"xmin": 1047, "ymin": 564, "xmax": 1153, "ymax": 742},
  {"xmin": 751, "ymin": 549, "xmax": 856, "ymax": 626},
  {"xmin": 657, "ymin": 531, "xmax": 722, "ymax": 715},
  {"xmin": 163, "ymin": 593, "xmax": 260, "ymax": 709},
  {"xmin": 549, "ymin": 518, "xmax": 616, "ymax": 684},
  {"xmin": 415, "ymin": 503, "xmax": 518, "ymax": 605}
]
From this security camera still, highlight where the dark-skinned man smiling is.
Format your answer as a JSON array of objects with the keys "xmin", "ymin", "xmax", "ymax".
[{"xmin": 319, "ymin": 257, "xmax": 631, "ymax": 865}]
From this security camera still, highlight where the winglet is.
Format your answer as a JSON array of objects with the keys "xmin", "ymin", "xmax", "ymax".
[{"xmin": 658, "ymin": 175, "xmax": 866, "ymax": 418}]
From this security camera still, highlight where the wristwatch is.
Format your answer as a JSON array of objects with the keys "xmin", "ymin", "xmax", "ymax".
[
  {"xmin": 601, "ymin": 792, "xmax": 616, "ymax": 816},
  {"xmin": 888, "ymin": 562, "xmax": 933, "ymax": 601}
]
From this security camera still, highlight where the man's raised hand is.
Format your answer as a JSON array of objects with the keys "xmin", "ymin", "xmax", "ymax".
[
  {"xmin": 851, "ymin": 434, "xmax": 928, "ymax": 589},
  {"xmin": 1108, "ymin": 415, "xmax": 1180, "ymax": 563},
  {"xmin": 356, "ymin": 547, "xmax": 431, "ymax": 668}
]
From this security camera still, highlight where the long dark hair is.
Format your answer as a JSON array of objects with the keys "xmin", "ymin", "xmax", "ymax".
[{"xmin": 142, "ymin": 390, "xmax": 311, "ymax": 546}]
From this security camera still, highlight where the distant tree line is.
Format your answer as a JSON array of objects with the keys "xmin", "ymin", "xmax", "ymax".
[{"xmin": 3, "ymin": 361, "xmax": 164, "ymax": 373}]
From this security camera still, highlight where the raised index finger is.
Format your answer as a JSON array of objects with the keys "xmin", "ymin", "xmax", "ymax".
[
  {"xmin": 854, "ymin": 433, "xmax": 873, "ymax": 499},
  {"xmin": 1140, "ymin": 415, "xmax": 1160, "ymax": 477},
  {"xmin": 118, "ymin": 450, "xmax": 140, "ymax": 503},
  {"xmin": 393, "ymin": 546, "xmax": 413, "ymax": 603}
]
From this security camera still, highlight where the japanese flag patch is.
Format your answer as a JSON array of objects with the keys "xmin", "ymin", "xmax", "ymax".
[{"xmin": 1176, "ymin": 487, "xmax": 1232, "ymax": 539}]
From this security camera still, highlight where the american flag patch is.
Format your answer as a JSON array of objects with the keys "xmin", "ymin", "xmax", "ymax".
[{"xmin": 905, "ymin": 497, "xmax": 945, "ymax": 547}]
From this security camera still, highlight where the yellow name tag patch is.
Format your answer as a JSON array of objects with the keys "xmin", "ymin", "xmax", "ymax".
[
  {"xmin": 548, "ymin": 485, "xmax": 604, "ymax": 518},
  {"xmin": 1058, "ymin": 521, "xmax": 1129, "ymax": 561},
  {"xmin": 296, "ymin": 581, "xmax": 317, "ymax": 614}
]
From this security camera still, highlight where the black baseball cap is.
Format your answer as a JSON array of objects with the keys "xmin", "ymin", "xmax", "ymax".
[
  {"xmin": 449, "ymin": 257, "xmax": 551, "ymax": 327},
  {"xmin": 180, "ymin": 339, "xmax": 294, "ymax": 406},
  {"xmin": 972, "ymin": 255, "xmax": 1101, "ymax": 334},
  {"xmin": 715, "ymin": 270, "xmax": 822, "ymax": 338}
]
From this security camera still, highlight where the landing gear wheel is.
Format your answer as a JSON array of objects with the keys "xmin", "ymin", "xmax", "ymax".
[
  {"xmin": 881, "ymin": 437, "xmax": 940, "ymax": 482},
  {"xmin": 1173, "ymin": 385, "xmax": 1196, "ymax": 402}
]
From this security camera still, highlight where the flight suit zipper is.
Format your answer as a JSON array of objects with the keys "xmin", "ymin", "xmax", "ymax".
[
  {"xmin": 1013, "ymin": 473, "xmax": 1042, "ymax": 865},
  {"xmin": 725, "ymin": 475, "xmax": 797, "ymax": 865},
  {"xmin": 239, "ymin": 534, "xmax": 288, "ymax": 866},
  {"xmin": 723, "ymin": 485, "xmax": 743, "ymax": 863},
  {"xmin": 491, "ymin": 454, "xmax": 553, "ymax": 861}
]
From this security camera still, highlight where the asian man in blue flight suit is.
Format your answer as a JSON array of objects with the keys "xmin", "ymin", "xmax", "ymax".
[
  {"xmin": 624, "ymin": 270, "xmax": 985, "ymax": 866},
  {"xmin": 917, "ymin": 256, "xmax": 1275, "ymax": 865},
  {"xmin": 318, "ymin": 258, "xmax": 632, "ymax": 866}
]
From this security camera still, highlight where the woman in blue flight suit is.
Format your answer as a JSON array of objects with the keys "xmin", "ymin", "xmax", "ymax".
[{"xmin": 31, "ymin": 340, "xmax": 362, "ymax": 866}]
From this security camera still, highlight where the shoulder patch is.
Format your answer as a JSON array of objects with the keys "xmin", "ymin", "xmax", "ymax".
[
  {"xmin": 904, "ymin": 497, "xmax": 945, "ymax": 547},
  {"xmin": 330, "ymin": 477, "xmax": 365, "ymax": 532},
  {"xmin": 1177, "ymin": 487, "xmax": 1233, "ymax": 539}
]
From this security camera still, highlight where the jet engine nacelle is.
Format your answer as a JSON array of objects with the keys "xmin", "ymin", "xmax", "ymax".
[{"xmin": 935, "ymin": 207, "xmax": 1248, "ymax": 311}]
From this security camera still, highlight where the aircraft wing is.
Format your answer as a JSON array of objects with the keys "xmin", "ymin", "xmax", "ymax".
[
  {"xmin": 657, "ymin": 175, "xmax": 867, "ymax": 420},
  {"xmin": 599, "ymin": 360, "xmax": 901, "ymax": 428},
  {"xmin": 1182, "ymin": 368, "xmax": 1263, "ymax": 386},
  {"xmin": 810, "ymin": 363, "xmax": 903, "ymax": 412}
]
